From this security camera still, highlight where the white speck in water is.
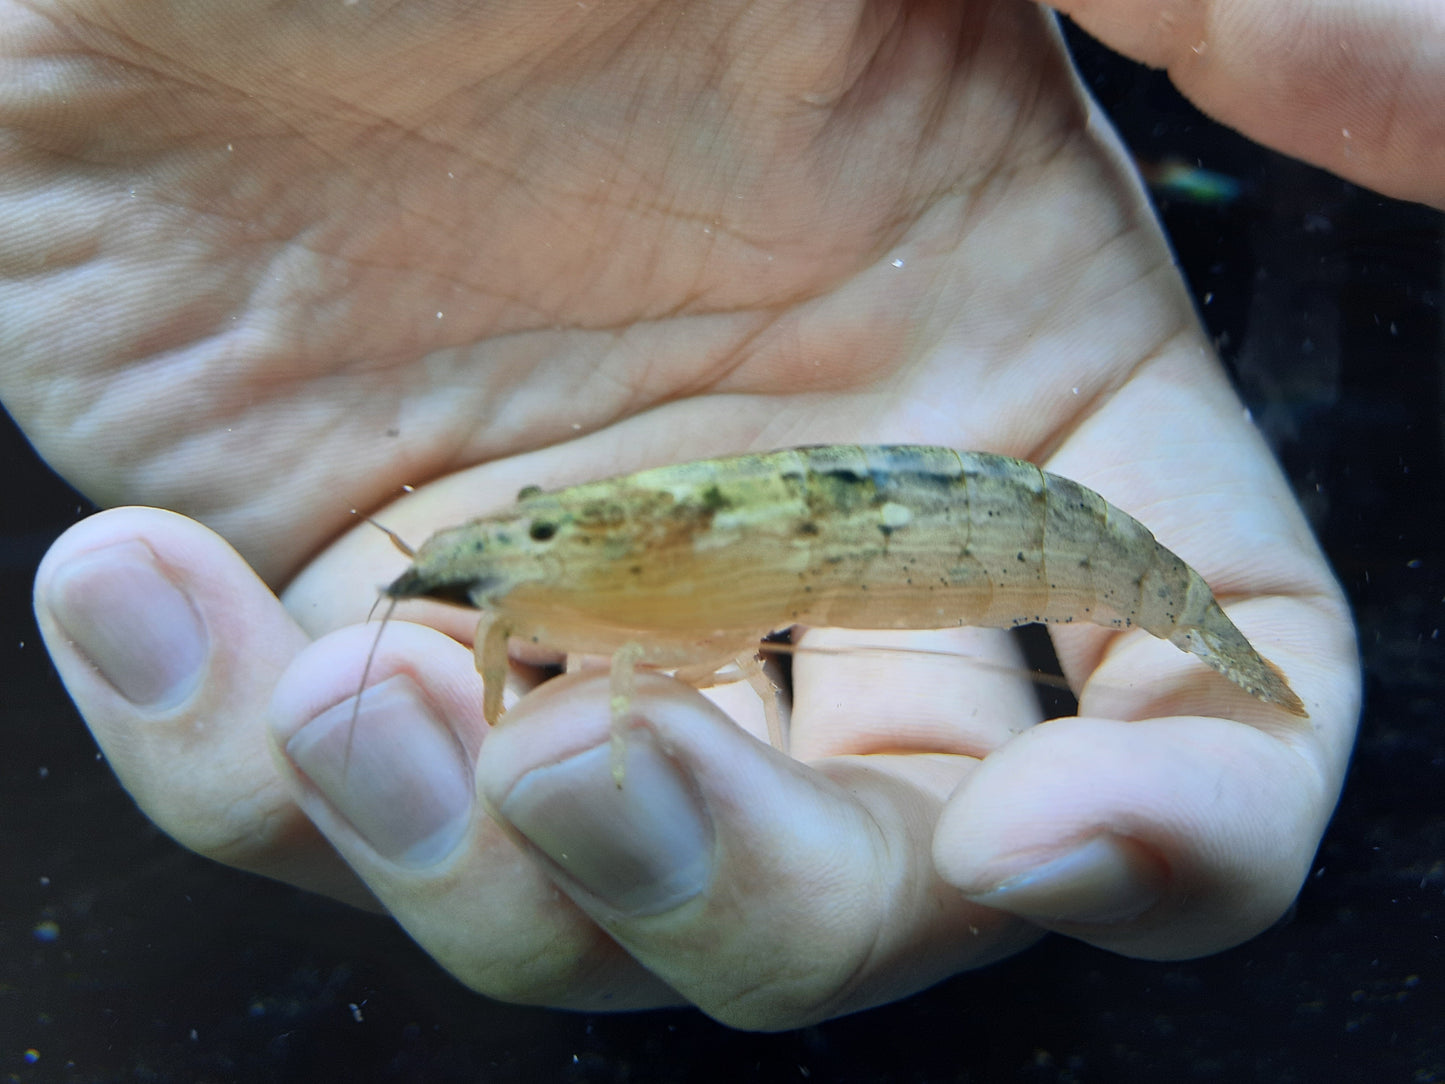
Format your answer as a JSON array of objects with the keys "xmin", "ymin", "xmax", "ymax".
[
  {"xmin": 349, "ymin": 1002, "xmax": 364, "ymax": 1022},
  {"xmin": 226, "ymin": 143, "xmax": 233, "ymax": 152},
  {"xmin": 1242, "ymin": 406, "xmax": 1253, "ymax": 423},
  {"xmin": 402, "ymin": 484, "xmax": 415, "ymax": 493},
  {"xmin": 447, "ymin": 171, "xmax": 455, "ymax": 179},
  {"xmin": 571, "ymin": 423, "xmax": 582, "ymax": 430},
  {"xmin": 1342, "ymin": 128, "xmax": 1351, "ymax": 139},
  {"xmin": 1190, "ymin": 39, "xmax": 1207, "ymax": 55},
  {"xmin": 891, "ymin": 258, "xmax": 905, "ymax": 268},
  {"xmin": 436, "ymin": 311, "xmax": 444, "ymax": 319},
  {"xmin": 1071, "ymin": 387, "xmax": 1079, "ymax": 395},
  {"xmin": 38, "ymin": 766, "xmax": 49, "ymax": 779},
  {"xmin": 1203, "ymin": 291, "xmax": 1214, "ymax": 305}
]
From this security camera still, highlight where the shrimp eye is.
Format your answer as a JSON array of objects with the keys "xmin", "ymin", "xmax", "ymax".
[{"xmin": 528, "ymin": 520, "xmax": 557, "ymax": 542}]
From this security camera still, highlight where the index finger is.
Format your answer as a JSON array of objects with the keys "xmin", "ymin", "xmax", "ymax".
[{"xmin": 1040, "ymin": 0, "xmax": 1445, "ymax": 208}]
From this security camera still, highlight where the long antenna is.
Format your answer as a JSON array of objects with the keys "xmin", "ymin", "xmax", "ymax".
[
  {"xmin": 346, "ymin": 594, "xmax": 400, "ymax": 774},
  {"xmin": 343, "ymin": 511, "xmax": 414, "ymax": 773}
]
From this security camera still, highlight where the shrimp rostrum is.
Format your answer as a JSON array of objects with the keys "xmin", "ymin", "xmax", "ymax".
[{"xmin": 384, "ymin": 445, "xmax": 1307, "ymax": 746}]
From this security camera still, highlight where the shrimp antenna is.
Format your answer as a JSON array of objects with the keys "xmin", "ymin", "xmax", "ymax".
[
  {"xmin": 350, "ymin": 508, "xmax": 416, "ymax": 558},
  {"xmin": 346, "ymin": 593, "xmax": 401, "ymax": 773}
]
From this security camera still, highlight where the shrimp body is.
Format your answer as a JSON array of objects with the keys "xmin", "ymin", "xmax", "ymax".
[{"xmin": 386, "ymin": 445, "xmax": 1306, "ymax": 723}]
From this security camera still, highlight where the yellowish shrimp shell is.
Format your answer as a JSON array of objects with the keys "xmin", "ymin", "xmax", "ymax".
[{"xmin": 385, "ymin": 445, "xmax": 1306, "ymax": 721}]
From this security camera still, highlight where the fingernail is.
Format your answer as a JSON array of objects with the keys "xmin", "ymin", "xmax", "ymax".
[
  {"xmin": 498, "ymin": 730, "xmax": 713, "ymax": 917},
  {"xmin": 284, "ymin": 675, "xmax": 472, "ymax": 868},
  {"xmin": 45, "ymin": 541, "xmax": 207, "ymax": 709},
  {"xmin": 962, "ymin": 835, "xmax": 1166, "ymax": 924}
]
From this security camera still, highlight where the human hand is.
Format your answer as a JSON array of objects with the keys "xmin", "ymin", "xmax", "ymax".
[
  {"xmin": 1032, "ymin": 0, "xmax": 1445, "ymax": 210},
  {"xmin": 14, "ymin": 0, "xmax": 1359, "ymax": 1028}
]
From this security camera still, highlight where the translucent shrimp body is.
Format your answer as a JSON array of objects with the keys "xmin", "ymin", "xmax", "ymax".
[{"xmin": 386, "ymin": 445, "xmax": 1306, "ymax": 724}]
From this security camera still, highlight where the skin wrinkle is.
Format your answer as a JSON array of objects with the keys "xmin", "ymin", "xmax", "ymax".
[
  {"xmin": 459, "ymin": 912, "xmax": 621, "ymax": 1007},
  {"xmin": 1372, "ymin": 46, "xmax": 1410, "ymax": 169},
  {"xmin": 1023, "ymin": 328, "xmax": 1178, "ymax": 465},
  {"xmin": 1158, "ymin": 0, "xmax": 1212, "ymax": 73},
  {"xmin": 817, "ymin": 785, "xmax": 921, "ymax": 1019}
]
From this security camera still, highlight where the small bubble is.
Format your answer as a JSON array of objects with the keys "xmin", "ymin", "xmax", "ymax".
[
  {"xmin": 891, "ymin": 258, "xmax": 905, "ymax": 268},
  {"xmin": 33, "ymin": 920, "xmax": 60, "ymax": 942}
]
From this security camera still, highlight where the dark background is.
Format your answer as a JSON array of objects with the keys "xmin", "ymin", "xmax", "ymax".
[{"xmin": 4, "ymin": 22, "xmax": 1442, "ymax": 1084}]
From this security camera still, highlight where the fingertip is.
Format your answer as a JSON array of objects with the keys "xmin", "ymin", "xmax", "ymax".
[
  {"xmin": 267, "ymin": 622, "xmax": 488, "ymax": 871},
  {"xmin": 33, "ymin": 506, "xmax": 309, "ymax": 789},
  {"xmin": 952, "ymin": 832, "xmax": 1169, "ymax": 926},
  {"xmin": 933, "ymin": 717, "xmax": 1321, "ymax": 958},
  {"xmin": 476, "ymin": 672, "xmax": 725, "ymax": 919},
  {"xmin": 30, "ymin": 508, "xmax": 380, "ymax": 900},
  {"xmin": 480, "ymin": 672, "xmax": 1021, "ymax": 1028},
  {"xmin": 270, "ymin": 640, "xmax": 669, "ymax": 1009},
  {"xmin": 39, "ymin": 534, "xmax": 209, "ymax": 711}
]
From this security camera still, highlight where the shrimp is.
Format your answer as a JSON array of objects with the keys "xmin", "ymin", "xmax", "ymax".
[{"xmin": 382, "ymin": 445, "xmax": 1306, "ymax": 773}]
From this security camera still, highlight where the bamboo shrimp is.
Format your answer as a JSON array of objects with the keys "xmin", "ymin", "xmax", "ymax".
[{"xmin": 382, "ymin": 445, "xmax": 1307, "ymax": 754}]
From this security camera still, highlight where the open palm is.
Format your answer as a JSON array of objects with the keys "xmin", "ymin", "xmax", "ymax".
[{"xmin": 12, "ymin": 0, "xmax": 1357, "ymax": 1027}]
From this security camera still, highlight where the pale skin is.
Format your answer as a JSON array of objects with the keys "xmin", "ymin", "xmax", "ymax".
[{"xmin": 10, "ymin": 0, "xmax": 1433, "ymax": 1029}]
